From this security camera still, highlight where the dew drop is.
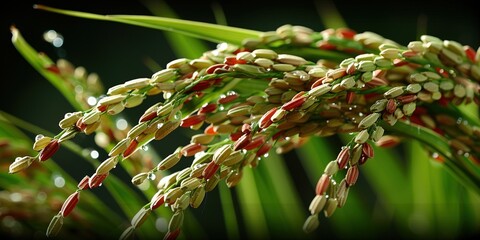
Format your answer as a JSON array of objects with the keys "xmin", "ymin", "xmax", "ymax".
[
  {"xmin": 142, "ymin": 145, "xmax": 149, "ymax": 151},
  {"xmin": 463, "ymin": 152, "xmax": 470, "ymax": 157},
  {"xmin": 219, "ymin": 105, "xmax": 225, "ymax": 111},
  {"xmin": 87, "ymin": 96, "xmax": 97, "ymax": 106},
  {"xmin": 157, "ymin": 123, "xmax": 164, "ymax": 129},
  {"xmin": 358, "ymin": 112, "xmax": 364, "ymax": 117},
  {"xmin": 90, "ymin": 150, "xmax": 99, "ymax": 159},
  {"xmin": 116, "ymin": 118, "xmax": 128, "ymax": 130},
  {"xmin": 35, "ymin": 134, "xmax": 44, "ymax": 141},
  {"xmin": 263, "ymin": 153, "xmax": 269, "ymax": 158},
  {"xmin": 14, "ymin": 157, "xmax": 22, "ymax": 162},
  {"xmin": 64, "ymin": 112, "xmax": 72, "ymax": 118},
  {"xmin": 53, "ymin": 175, "xmax": 65, "ymax": 188},
  {"xmin": 148, "ymin": 173, "xmax": 156, "ymax": 181}
]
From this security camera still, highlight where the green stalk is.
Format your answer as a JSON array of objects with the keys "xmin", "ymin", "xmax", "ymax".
[
  {"xmin": 236, "ymin": 167, "xmax": 270, "ymax": 239},
  {"xmin": 219, "ymin": 183, "xmax": 240, "ymax": 240}
]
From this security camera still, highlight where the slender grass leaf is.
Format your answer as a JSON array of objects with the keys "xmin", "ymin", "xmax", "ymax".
[{"xmin": 34, "ymin": 5, "xmax": 261, "ymax": 46}]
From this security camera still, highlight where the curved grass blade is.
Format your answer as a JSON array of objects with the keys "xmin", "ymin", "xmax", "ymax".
[
  {"xmin": 382, "ymin": 121, "xmax": 480, "ymax": 194},
  {"xmin": 236, "ymin": 167, "xmax": 270, "ymax": 239},
  {"xmin": 140, "ymin": 0, "xmax": 209, "ymax": 58},
  {"xmin": 34, "ymin": 4, "xmax": 261, "ymax": 46}
]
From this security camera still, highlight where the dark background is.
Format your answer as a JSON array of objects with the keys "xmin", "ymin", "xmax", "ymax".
[{"xmin": 1, "ymin": 0, "xmax": 479, "ymax": 239}]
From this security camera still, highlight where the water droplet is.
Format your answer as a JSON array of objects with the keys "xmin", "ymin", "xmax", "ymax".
[
  {"xmin": 263, "ymin": 153, "xmax": 269, "ymax": 158},
  {"xmin": 53, "ymin": 176, "xmax": 65, "ymax": 188},
  {"xmin": 431, "ymin": 152, "xmax": 439, "ymax": 159},
  {"xmin": 348, "ymin": 107, "xmax": 353, "ymax": 111},
  {"xmin": 456, "ymin": 118, "xmax": 463, "ymax": 125},
  {"xmin": 64, "ymin": 112, "xmax": 72, "ymax": 118},
  {"xmin": 157, "ymin": 123, "xmax": 164, "ymax": 129},
  {"xmin": 358, "ymin": 112, "xmax": 364, "ymax": 117},
  {"xmin": 148, "ymin": 173, "xmax": 156, "ymax": 181},
  {"xmin": 142, "ymin": 145, "xmax": 149, "ymax": 151},
  {"xmin": 14, "ymin": 157, "xmax": 21, "ymax": 162},
  {"xmin": 463, "ymin": 152, "xmax": 470, "ymax": 157},
  {"xmin": 219, "ymin": 105, "xmax": 225, "ymax": 111},
  {"xmin": 116, "ymin": 118, "xmax": 128, "ymax": 130},
  {"xmin": 35, "ymin": 134, "xmax": 44, "ymax": 141},
  {"xmin": 90, "ymin": 150, "xmax": 99, "ymax": 159},
  {"xmin": 87, "ymin": 96, "xmax": 97, "ymax": 106}
]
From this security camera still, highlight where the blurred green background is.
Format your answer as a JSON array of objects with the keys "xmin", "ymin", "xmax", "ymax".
[{"xmin": 1, "ymin": 0, "xmax": 479, "ymax": 239}]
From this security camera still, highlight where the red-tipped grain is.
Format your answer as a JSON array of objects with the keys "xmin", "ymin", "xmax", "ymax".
[
  {"xmin": 233, "ymin": 134, "xmax": 251, "ymax": 151},
  {"xmin": 393, "ymin": 59, "xmax": 408, "ymax": 67},
  {"xmin": 315, "ymin": 174, "xmax": 331, "ymax": 195},
  {"xmin": 77, "ymin": 175, "xmax": 90, "ymax": 190},
  {"xmin": 282, "ymin": 95, "xmax": 306, "ymax": 111},
  {"xmin": 255, "ymin": 141, "xmax": 272, "ymax": 157},
  {"xmin": 204, "ymin": 124, "xmax": 217, "ymax": 135},
  {"xmin": 76, "ymin": 118, "xmax": 87, "ymax": 131},
  {"xmin": 244, "ymin": 135, "xmax": 265, "ymax": 150},
  {"xmin": 464, "ymin": 45, "xmax": 476, "ymax": 63},
  {"xmin": 229, "ymin": 131, "xmax": 243, "ymax": 141},
  {"xmin": 317, "ymin": 41, "xmax": 337, "ymax": 50},
  {"xmin": 88, "ymin": 173, "xmax": 108, "ymax": 188},
  {"xmin": 46, "ymin": 65, "xmax": 61, "ymax": 74},
  {"xmin": 164, "ymin": 228, "xmax": 181, "ymax": 240},
  {"xmin": 180, "ymin": 114, "xmax": 206, "ymax": 128},
  {"xmin": 139, "ymin": 111, "xmax": 158, "ymax": 122},
  {"xmin": 376, "ymin": 135, "xmax": 401, "ymax": 148},
  {"xmin": 39, "ymin": 139, "xmax": 60, "ymax": 161},
  {"xmin": 310, "ymin": 77, "xmax": 326, "ymax": 89},
  {"xmin": 202, "ymin": 161, "xmax": 220, "ymax": 180},
  {"xmin": 198, "ymin": 103, "xmax": 218, "ymax": 114},
  {"xmin": 188, "ymin": 80, "xmax": 214, "ymax": 93},
  {"xmin": 397, "ymin": 94, "xmax": 417, "ymax": 104},
  {"xmin": 60, "ymin": 191, "xmax": 80, "ymax": 217},
  {"xmin": 362, "ymin": 142, "xmax": 374, "ymax": 158},
  {"xmin": 123, "ymin": 140, "xmax": 139, "ymax": 158},
  {"xmin": 150, "ymin": 192, "xmax": 165, "ymax": 210},
  {"xmin": 346, "ymin": 92, "xmax": 355, "ymax": 104},
  {"xmin": 206, "ymin": 64, "xmax": 228, "ymax": 74},
  {"xmin": 224, "ymin": 56, "xmax": 247, "ymax": 65},
  {"xmin": 259, "ymin": 107, "xmax": 277, "ymax": 129},
  {"xmin": 346, "ymin": 165, "xmax": 359, "ymax": 186},
  {"xmin": 346, "ymin": 63, "xmax": 356, "ymax": 75},
  {"xmin": 336, "ymin": 147, "xmax": 350, "ymax": 169},
  {"xmin": 386, "ymin": 99, "xmax": 397, "ymax": 114},
  {"xmin": 218, "ymin": 93, "xmax": 239, "ymax": 104},
  {"xmin": 181, "ymin": 143, "xmax": 206, "ymax": 157},
  {"xmin": 97, "ymin": 104, "xmax": 108, "ymax": 112},
  {"xmin": 336, "ymin": 28, "xmax": 356, "ymax": 39}
]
